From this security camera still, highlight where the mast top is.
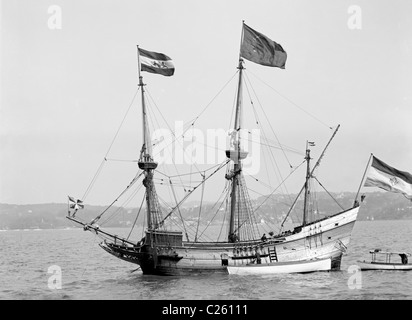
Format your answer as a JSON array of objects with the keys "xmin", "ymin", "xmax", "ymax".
[
  {"xmin": 238, "ymin": 20, "xmax": 245, "ymax": 64},
  {"xmin": 237, "ymin": 58, "xmax": 244, "ymax": 69},
  {"xmin": 138, "ymin": 75, "xmax": 146, "ymax": 87},
  {"xmin": 136, "ymin": 45, "xmax": 156, "ymax": 169}
]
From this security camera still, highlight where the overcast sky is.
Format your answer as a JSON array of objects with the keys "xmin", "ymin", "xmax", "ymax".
[{"xmin": 1, "ymin": 0, "xmax": 411, "ymax": 205}]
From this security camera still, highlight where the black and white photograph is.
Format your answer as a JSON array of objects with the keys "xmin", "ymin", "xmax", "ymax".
[{"xmin": 1, "ymin": 0, "xmax": 411, "ymax": 304}]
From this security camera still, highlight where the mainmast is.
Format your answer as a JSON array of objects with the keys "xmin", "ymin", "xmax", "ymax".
[
  {"xmin": 137, "ymin": 46, "xmax": 161, "ymax": 231},
  {"xmin": 227, "ymin": 59, "xmax": 246, "ymax": 241},
  {"xmin": 226, "ymin": 22, "xmax": 250, "ymax": 242}
]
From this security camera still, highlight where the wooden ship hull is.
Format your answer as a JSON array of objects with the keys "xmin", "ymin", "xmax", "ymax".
[{"xmin": 99, "ymin": 206, "xmax": 358, "ymax": 276}]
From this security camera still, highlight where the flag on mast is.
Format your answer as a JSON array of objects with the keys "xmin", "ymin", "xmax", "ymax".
[
  {"xmin": 138, "ymin": 47, "xmax": 175, "ymax": 76},
  {"xmin": 240, "ymin": 23, "xmax": 287, "ymax": 69},
  {"xmin": 68, "ymin": 196, "xmax": 84, "ymax": 210},
  {"xmin": 364, "ymin": 156, "xmax": 412, "ymax": 200}
]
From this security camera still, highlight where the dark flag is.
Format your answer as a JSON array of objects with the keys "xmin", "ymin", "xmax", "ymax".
[
  {"xmin": 240, "ymin": 23, "xmax": 287, "ymax": 69},
  {"xmin": 138, "ymin": 47, "xmax": 175, "ymax": 76}
]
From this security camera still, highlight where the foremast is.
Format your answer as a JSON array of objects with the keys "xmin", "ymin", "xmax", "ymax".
[{"xmin": 137, "ymin": 46, "xmax": 163, "ymax": 231}]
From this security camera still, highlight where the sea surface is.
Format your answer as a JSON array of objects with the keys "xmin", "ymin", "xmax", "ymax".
[{"xmin": 0, "ymin": 220, "xmax": 411, "ymax": 300}]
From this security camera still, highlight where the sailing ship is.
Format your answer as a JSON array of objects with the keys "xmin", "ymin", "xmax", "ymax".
[{"xmin": 67, "ymin": 22, "xmax": 363, "ymax": 276}]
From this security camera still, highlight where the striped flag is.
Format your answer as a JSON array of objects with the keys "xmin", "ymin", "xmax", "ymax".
[
  {"xmin": 138, "ymin": 47, "xmax": 174, "ymax": 76},
  {"xmin": 364, "ymin": 156, "xmax": 412, "ymax": 200}
]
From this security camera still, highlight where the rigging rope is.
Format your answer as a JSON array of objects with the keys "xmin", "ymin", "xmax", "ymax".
[
  {"xmin": 253, "ymin": 159, "xmax": 306, "ymax": 216},
  {"xmin": 99, "ymin": 174, "xmax": 143, "ymax": 226},
  {"xmin": 313, "ymin": 176, "xmax": 344, "ymax": 210},
  {"xmin": 104, "ymin": 158, "xmax": 139, "ymax": 162},
  {"xmin": 126, "ymin": 194, "xmax": 145, "ymax": 241},
  {"xmin": 247, "ymin": 69, "xmax": 333, "ymax": 130},
  {"xmin": 156, "ymin": 191, "xmax": 210, "ymax": 242},
  {"xmin": 145, "ymin": 88, "xmax": 194, "ymax": 192},
  {"xmin": 244, "ymin": 72, "xmax": 293, "ymax": 170},
  {"xmin": 198, "ymin": 184, "xmax": 230, "ymax": 241},
  {"xmin": 81, "ymin": 87, "xmax": 140, "ymax": 201},
  {"xmin": 194, "ymin": 172, "xmax": 206, "ymax": 242},
  {"xmin": 245, "ymin": 187, "xmax": 280, "ymax": 233},
  {"xmin": 104, "ymin": 87, "xmax": 140, "ymax": 158},
  {"xmin": 246, "ymin": 173, "xmax": 274, "ymax": 191},
  {"xmin": 243, "ymin": 132, "xmax": 304, "ymax": 156},
  {"xmin": 156, "ymin": 161, "xmax": 228, "ymax": 179},
  {"xmin": 140, "ymin": 71, "xmax": 239, "ymax": 196},
  {"xmin": 82, "ymin": 158, "xmax": 106, "ymax": 201},
  {"xmin": 90, "ymin": 171, "xmax": 144, "ymax": 225},
  {"xmin": 242, "ymin": 72, "xmax": 294, "ymax": 202},
  {"xmin": 157, "ymin": 159, "xmax": 230, "ymax": 227},
  {"xmin": 169, "ymin": 178, "xmax": 190, "ymax": 241},
  {"xmin": 188, "ymin": 70, "xmax": 239, "ymax": 127}
]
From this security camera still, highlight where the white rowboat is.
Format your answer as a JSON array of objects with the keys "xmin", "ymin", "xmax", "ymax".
[
  {"xmin": 227, "ymin": 258, "xmax": 332, "ymax": 275},
  {"xmin": 357, "ymin": 250, "xmax": 412, "ymax": 271}
]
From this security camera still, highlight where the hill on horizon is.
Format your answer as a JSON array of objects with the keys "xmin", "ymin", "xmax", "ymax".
[{"xmin": 0, "ymin": 191, "xmax": 411, "ymax": 230}]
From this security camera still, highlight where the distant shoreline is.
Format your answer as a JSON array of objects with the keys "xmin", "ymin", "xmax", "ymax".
[
  {"xmin": 1, "ymin": 219, "xmax": 411, "ymax": 232},
  {"xmin": 1, "ymin": 191, "xmax": 411, "ymax": 230}
]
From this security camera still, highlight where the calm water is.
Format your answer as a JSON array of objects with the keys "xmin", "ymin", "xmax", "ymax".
[{"xmin": 0, "ymin": 220, "xmax": 411, "ymax": 300}]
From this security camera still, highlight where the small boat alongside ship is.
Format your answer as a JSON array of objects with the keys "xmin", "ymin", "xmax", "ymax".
[
  {"xmin": 358, "ymin": 249, "xmax": 412, "ymax": 271},
  {"xmin": 227, "ymin": 257, "xmax": 331, "ymax": 275}
]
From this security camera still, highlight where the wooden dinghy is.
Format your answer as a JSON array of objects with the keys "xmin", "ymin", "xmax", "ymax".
[
  {"xmin": 227, "ymin": 257, "xmax": 332, "ymax": 275},
  {"xmin": 358, "ymin": 249, "xmax": 412, "ymax": 271}
]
